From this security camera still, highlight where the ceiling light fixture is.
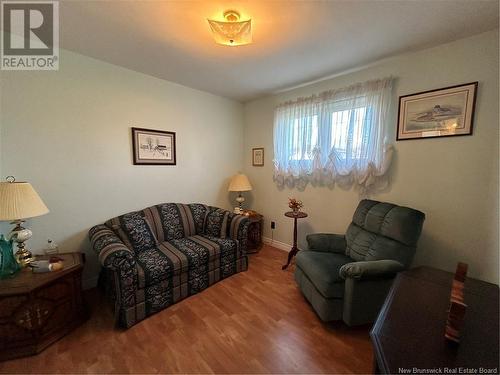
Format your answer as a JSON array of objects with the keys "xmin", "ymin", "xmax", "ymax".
[{"xmin": 207, "ymin": 10, "xmax": 252, "ymax": 46}]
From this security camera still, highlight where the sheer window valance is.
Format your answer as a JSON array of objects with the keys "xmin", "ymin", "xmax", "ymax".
[{"xmin": 273, "ymin": 77, "xmax": 394, "ymax": 192}]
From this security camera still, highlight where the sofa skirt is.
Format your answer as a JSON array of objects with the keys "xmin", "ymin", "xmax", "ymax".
[{"xmin": 112, "ymin": 255, "xmax": 248, "ymax": 328}]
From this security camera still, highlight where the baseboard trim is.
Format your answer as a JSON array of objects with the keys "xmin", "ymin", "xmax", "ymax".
[
  {"xmin": 263, "ymin": 237, "xmax": 291, "ymax": 252},
  {"xmin": 82, "ymin": 276, "xmax": 99, "ymax": 290}
]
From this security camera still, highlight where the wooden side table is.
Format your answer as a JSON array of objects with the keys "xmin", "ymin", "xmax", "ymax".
[
  {"xmin": 0, "ymin": 252, "xmax": 88, "ymax": 361},
  {"xmin": 282, "ymin": 211, "xmax": 308, "ymax": 270},
  {"xmin": 242, "ymin": 210, "xmax": 263, "ymax": 253}
]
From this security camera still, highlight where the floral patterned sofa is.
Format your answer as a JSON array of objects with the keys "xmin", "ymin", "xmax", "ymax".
[{"xmin": 89, "ymin": 203, "xmax": 249, "ymax": 328}]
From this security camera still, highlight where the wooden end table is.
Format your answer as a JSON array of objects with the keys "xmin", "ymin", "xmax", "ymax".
[
  {"xmin": 0, "ymin": 252, "xmax": 88, "ymax": 361},
  {"xmin": 282, "ymin": 211, "xmax": 308, "ymax": 270},
  {"xmin": 242, "ymin": 210, "xmax": 264, "ymax": 253}
]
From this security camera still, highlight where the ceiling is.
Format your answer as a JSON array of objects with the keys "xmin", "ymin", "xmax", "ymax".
[{"xmin": 59, "ymin": 0, "xmax": 499, "ymax": 102}]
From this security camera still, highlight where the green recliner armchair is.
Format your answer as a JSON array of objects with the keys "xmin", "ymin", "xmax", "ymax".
[{"xmin": 295, "ymin": 199, "xmax": 425, "ymax": 326}]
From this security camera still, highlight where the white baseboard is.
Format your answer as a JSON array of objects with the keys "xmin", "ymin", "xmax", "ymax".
[
  {"xmin": 263, "ymin": 237, "xmax": 291, "ymax": 252},
  {"xmin": 82, "ymin": 276, "xmax": 99, "ymax": 290}
]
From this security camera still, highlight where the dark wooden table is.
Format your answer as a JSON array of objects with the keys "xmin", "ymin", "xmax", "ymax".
[
  {"xmin": 282, "ymin": 211, "xmax": 308, "ymax": 270},
  {"xmin": 242, "ymin": 211, "xmax": 264, "ymax": 253},
  {"xmin": 371, "ymin": 266, "xmax": 499, "ymax": 374},
  {"xmin": 0, "ymin": 253, "xmax": 88, "ymax": 361}
]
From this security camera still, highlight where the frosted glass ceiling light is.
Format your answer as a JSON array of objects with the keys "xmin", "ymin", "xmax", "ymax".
[{"xmin": 208, "ymin": 10, "xmax": 252, "ymax": 46}]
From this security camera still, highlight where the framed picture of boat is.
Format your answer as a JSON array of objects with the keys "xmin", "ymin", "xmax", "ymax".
[
  {"xmin": 397, "ymin": 82, "xmax": 478, "ymax": 141},
  {"xmin": 132, "ymin": 127, "xmax": 176, "ymax": 165}
]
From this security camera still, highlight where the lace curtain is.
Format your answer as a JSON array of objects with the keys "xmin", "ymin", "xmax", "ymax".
[{"xmin": 273, "ymin": 77, "xmax": 394, "ymax": 192}]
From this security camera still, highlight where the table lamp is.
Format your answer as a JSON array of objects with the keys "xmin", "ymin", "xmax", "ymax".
[
  {"xmin": 228, "ymin": 173, "xmax": 252, "ymax": 214},
  {"xmin": 0, "ymin": 177, "xmax": 49, "ymax": 267}
]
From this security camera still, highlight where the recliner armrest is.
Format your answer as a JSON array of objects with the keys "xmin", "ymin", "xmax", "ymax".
[
  {"xmin": 339, "ymin": 259, "xmax": 405, "ymax": 280},
  {"xmin": 306, "ymin": 233, "xmax": 346, "ymax": 253}
]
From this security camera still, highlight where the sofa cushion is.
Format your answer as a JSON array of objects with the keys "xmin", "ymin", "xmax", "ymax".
[
  {"xmin": 200, "ymin": 235, "xmax": 241, "ymax": 263},
  {"xmin": 135, "ymin": 235, "xmax": 239, "ymax": 287},
  {"xmin": 205, "ymin": 208, "xmax": 229, "ymax": 238},
  {"xmin": 187, "ymin": 203, "xmax": 209, "ymax": 235},
  {"xmin": 106, "ymin": 211, "xmax": 158, "ymax": 254},
  {"xmin": 136, "ymin": 246, "xmax": 177, "ymax": 286},
  {"xmin": 154, "ymin": 203, "xmax": 198, "ymax": 241},
  {"xmin": 296, "ymin": 251, "xmax": 352, "ymax": 299},
  {"xmin": 106, "ymin": 203, "xmax": 199, "ymax": 245}
]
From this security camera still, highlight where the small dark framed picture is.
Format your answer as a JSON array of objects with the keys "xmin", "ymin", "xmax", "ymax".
[
  {"xmin": 252, "ymin": 147, "xmax": 264, "ymax": 166},
  {"xmin": 131, "ymin": 127, "xmax": 176, "ymax": 165},
  {"xmin": 397, "ymin": 82, "xmax": 478, "ymax": 141}
]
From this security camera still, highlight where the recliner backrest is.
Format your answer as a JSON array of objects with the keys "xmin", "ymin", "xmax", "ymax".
[{"xmin": 345, "ymin": 200, "xmax": 425, "ymax": 268}]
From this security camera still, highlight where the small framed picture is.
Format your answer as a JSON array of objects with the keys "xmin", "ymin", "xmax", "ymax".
[
  {"xmin": 132, "ymin": 127, "xmax": 176, "ymax": 165},
  {"xmin": 397, "ymin": 82, "xmax": 478, "ymax": 141},
  {"xmin": 252, "ymin": 147, "xmax": 264, "ymax": 166}
]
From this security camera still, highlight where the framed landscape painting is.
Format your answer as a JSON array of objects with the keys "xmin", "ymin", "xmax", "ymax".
[
  {"xmin": 397, "ymin": 82, "xmax": 478, "ymax": 141},
  {"xmin": 132, "ymin": 127, "xmax": 176, "ymax": 165}
]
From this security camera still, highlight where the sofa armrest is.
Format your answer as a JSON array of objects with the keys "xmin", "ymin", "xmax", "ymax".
[
  {"xmin": 89, "ymin": 224, "xmax": 136, "ymax": 271},
  {"xmin": 89, "ymin": 225, "xmax": 139, "ymax": 327},
  {"xmin": 339, "ymin": 259, "xmax": 405, "ymax": 280},
  {"xmin": 228, "ymin": 214, "xmax": 250, "ymax": 255},
  {"xmin": 306, "ymin": 233, "xmax": 346, "ymax": 253}
]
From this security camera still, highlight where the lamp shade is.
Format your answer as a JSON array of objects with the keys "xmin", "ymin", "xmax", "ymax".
[
  {"xmin": 0, "ymin": 181, "xmax": 49, "ymax": 221},
  {"xmin": 228, "ymin": 173, "xmax": 252, "ymax": 192}
]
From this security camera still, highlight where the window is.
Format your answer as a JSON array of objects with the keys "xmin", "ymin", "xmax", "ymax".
[
  {"xmin": 331, "ymin": 106, "xmax": 372, "ymax": 160},
  {"xmin": 291, "ymin": 115, "xmax": 318, "ymax": 161},
  {"xmin": 288, "ymin": 108, "xmax": 371, "ymax": 162},
  {"xmin": 273, "ymin": 78, "xmax": 394, "ymax": 191}
]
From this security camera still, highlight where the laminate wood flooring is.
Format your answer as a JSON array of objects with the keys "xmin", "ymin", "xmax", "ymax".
[{"xmin": 0, "ymin": 245, "xmax": 373, "ymax": 374}]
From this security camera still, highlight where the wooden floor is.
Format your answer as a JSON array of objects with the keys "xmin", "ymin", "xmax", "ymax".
[{"xmin": 0, "ymin": 245, "xmax": 373, "ymax": 374}]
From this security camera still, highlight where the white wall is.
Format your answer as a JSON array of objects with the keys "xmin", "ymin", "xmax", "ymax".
[
  {"xmin": 1, "ymin": 31, "xmax": 498, "ymax": 286},
  {"xmin": 0, "ymin": 49, "xmax": 244, "ymax": 287},
  {"xmin": 243, "ymin": 30, "xmax": 499, "ymax": 284}
]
